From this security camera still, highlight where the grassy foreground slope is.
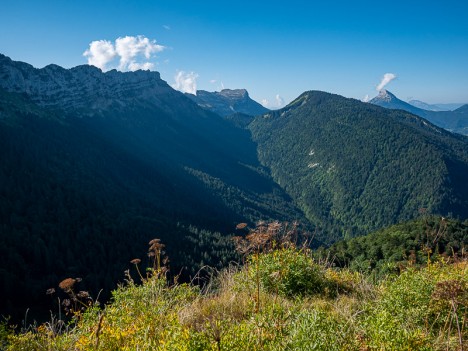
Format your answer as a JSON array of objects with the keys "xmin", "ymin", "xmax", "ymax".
[{"xmin": 2, "ymin": 222, "xmax": 467, "ymax": 351}]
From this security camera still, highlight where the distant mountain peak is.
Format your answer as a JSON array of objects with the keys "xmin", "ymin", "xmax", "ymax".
[
  {"xmin": 374, "ymin": 89, "xmax": 397, "ymax": 102},
  {"xmin": 370, "ymin": 89, "xmax": 424, "ymax": 116},
  {"xmin": 219, "ymin": 88, "xmax": 248, "ymax": 98},
  {"xmin": 186, "ymin": 88, "xmax": 269, "ymax": 117}
]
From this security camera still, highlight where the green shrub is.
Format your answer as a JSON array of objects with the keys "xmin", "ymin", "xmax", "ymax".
[{"xmin": 251, "ymin": 247, "xmax": 354, "ymax": 298}]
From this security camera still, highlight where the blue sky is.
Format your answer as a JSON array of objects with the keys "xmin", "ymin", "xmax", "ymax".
[{"xmin": 1, "ymin": 0, "xmax": 467, "ymax": 106}]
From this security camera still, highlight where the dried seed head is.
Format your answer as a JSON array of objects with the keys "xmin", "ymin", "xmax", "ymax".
[
  {"xmin": 59, "ymin": 278, "xmax": 76, "ymax": 292},
  {"xmin": 149, "ymin": 238, "xmax": 161, "ymax": 245},
  {"xmin": 77, "ymin": 291, "xmax": 90, "ymax": 299},
  {"xmin": 46, "ymin": 288, "xmax": 55, "ymax": 295},
  {"xmin": 236, "ymin": 223, "xmax": 248, "ymax": 230},
  {"xmin": 149, "ymin": 242, "xmax": 165, "ymax": 251},
  {"xmin": 130, "ymin": 258, "xmax": 141, "ymax": 265}
]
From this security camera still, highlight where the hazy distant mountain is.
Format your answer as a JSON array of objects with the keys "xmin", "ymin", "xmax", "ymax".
[
  {"xmin": 370, "ymin": 89, "xmax": 468, "ymax": 135},
  {"xmin": 186, "ymin": 89, "xmax": 269, "ymax": 117},
  {"xmin": 408, "ymin": 99, "xmax": 446, "ymax": 111},
  {"xmin": 408, "ymin": 100, "xmax": 466, "ymax": 112},
  {"xmin": 250, "ymin": 91, "xmax": 468, "ymax": 241},
  {"xmin": 434, "ymin": 103, "xmax": 466, "ymax": 111}
]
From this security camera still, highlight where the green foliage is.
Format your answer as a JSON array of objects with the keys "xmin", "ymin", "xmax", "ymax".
[
  {"xmin": 251, "ymin": 248, "xmax": 327, "ymax": 297},
  {"xmin": 319, "ymin": 216, "xmax": 468, "ymax": 277}
]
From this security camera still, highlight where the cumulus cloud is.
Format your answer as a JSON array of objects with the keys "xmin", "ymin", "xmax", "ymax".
[
  {"xmin": 115, "ymin": 35, "xmax": 164, "ymax": 71},
  {"xmin": 83, "ymin": 35, "xmax": 165, "ymax": 72},
  {"xmin": 275, "ymin": 94, "xmax": 285, "ymax": 107},
  {"xmin": 363, "ymin": 94, "xmax": 370, "ymax": 102},
  {"xmin": 376, "ymin": 73, "xmax": 396, "ymax": 91},
  {"xmin": 261, "ymin": 99, "xmax": 269, "ymax": 107},
  {"xmin": 172, "ymin": 71, "xmax": 199, "ymax": 94},
  {"xmin": 83, "ymin": 40, "xmax": 116, "ymax": 71}
]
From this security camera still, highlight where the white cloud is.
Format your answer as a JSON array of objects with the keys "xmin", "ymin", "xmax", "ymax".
[
  {"xmin": 363, "ymin": 94, "xmax": 370, "ymax": 102},
  {"xmin": 163, "ymin": 25, "xmax": 171, "ymax": 30},
  {"xmin": 275, "ymin": 94, "xmax": 285, "ymax": 107},
  {"xmin": 376, "ymin": 73, "xmax": 396, "ymax": 91},
  {"xmin": 209, "ymin": 79, "xmax": 217, "ymax": 84},
  {"xmin": 83, "ymin": 35, "xmax": 165, "ymax": 72},
  {"xmin": 83, "ymin": 40, "xmax": 116, "ymax": 71},
  {"xmin": 172, "ymin": 71, "xmax": 199, "ymax": 94},
  {"xmin": 115, "ymin": 35, "xmax": 164, "ymax": 71},
  {"xmin": 261, "ymin": 99, "xmax": 269, "ymax": 107}
]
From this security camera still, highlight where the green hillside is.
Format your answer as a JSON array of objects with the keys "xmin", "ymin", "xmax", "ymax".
[{"xmin": 249, "ymin": 91, "xmax": 468, "ymax": 242}]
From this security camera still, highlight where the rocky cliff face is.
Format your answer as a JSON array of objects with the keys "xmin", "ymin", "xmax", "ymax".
[
  {"xmin": 0, "ymin": 54, "xmax": 177, "ymax": 113},
  {"xmin": 186, "ymin": 88, "xmax": 269, "ymax": 117}
]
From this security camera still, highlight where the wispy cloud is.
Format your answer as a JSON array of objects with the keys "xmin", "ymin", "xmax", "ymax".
[
  {"xmin": 275, "ymin": 94, "xmax": 285, "ymax": 107},
  {"xmin": 163, "ymin": 25, "xmax": 171, "ymax": 30},
  {"xmin": 83, "ymin": 35, "xmax": 165, "ymax": 72},
  {"xmin": 172, "ymin": 71, "xmax": 199, "ymax": 94},
  {"xmin": 376, "ymin": 73, "xmax": 396, "ymax": 91}
]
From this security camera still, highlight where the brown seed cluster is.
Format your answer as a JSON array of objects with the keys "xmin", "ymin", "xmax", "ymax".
[{"xmin": 59, "ymin": 278, "xmax": 76, "ymax": 292}]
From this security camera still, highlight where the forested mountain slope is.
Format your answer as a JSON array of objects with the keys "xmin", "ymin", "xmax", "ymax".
[
  {"xmin": 249, "ymin": 91, "xmax": 468, "ymax": 242},
  {"xmin": 0, "ymin": 56, "xmax": 304, "ymax": 321}
]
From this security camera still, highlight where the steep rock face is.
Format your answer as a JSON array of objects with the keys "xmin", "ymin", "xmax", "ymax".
[
  {"xmin": 0, "ymin": 54, "xmax": 176, "ymax": 113},
  {"xmin": 186, "ymin": 88, "xmax": 269, "ymax": 117}
]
